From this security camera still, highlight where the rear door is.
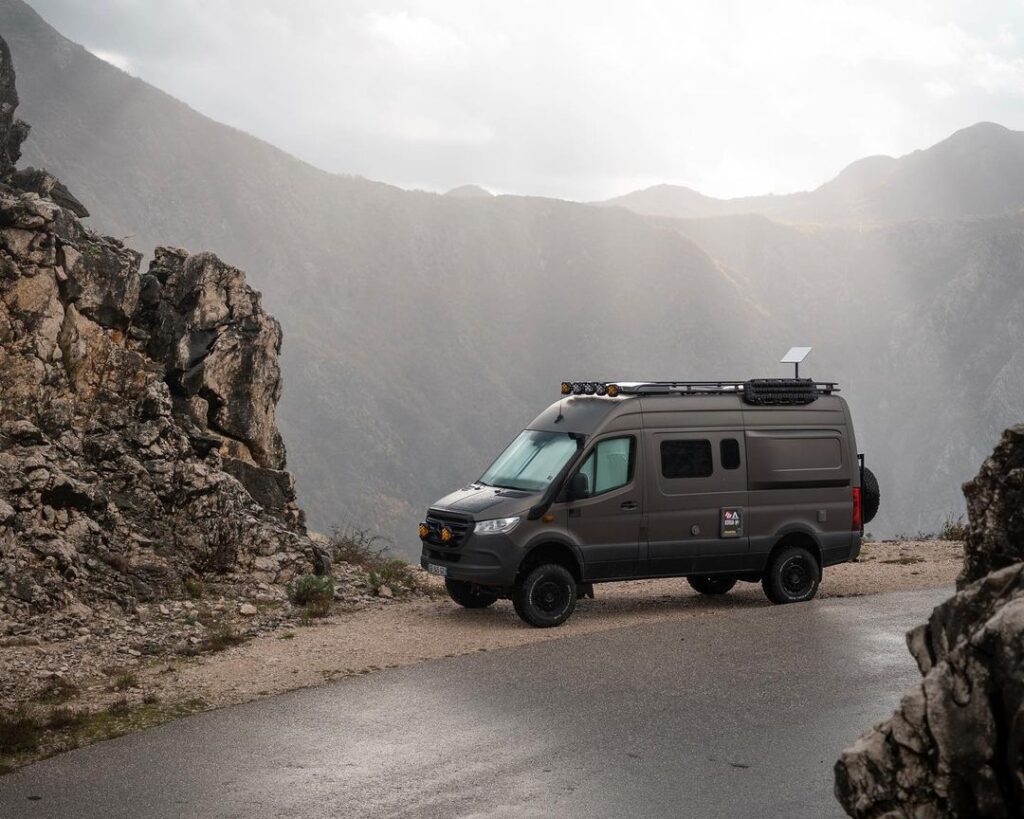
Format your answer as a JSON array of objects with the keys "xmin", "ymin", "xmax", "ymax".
[
  {"xmin": 644, "ymin": 431, "xmax": 750, "ymax": 576},
  {"xmin": 566, "ymin": 434, "xmax": 643, "ymax": 580}
]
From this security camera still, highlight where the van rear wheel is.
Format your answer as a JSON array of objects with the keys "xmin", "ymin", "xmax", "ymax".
[
  {"xmin": 513, "ymin": 564, "xmax": 577, "ymax": 628},
  {"xmin": 444, "ymin": 578, "xmax": 498, "ymax": 609},
  {"xmin": 762, "ymin": 546, "xmax": 820, "ymax": 604},
  {"xmin": 687, "ymin": 575, "xmax": 737, "ymax": 595}
]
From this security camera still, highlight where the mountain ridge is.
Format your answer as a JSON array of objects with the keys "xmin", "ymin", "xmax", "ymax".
[
  {"xmin": 3, "ymin": 0, "xmax": 1022, "ymax": 550},
  {"xmin": 606, "ymin": 121, "xmax": 1024, "ymax": 224}
]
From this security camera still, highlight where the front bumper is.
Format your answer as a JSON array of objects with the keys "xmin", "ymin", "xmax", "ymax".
[{"xmin": 419, "ymin": 531, "xmax": 519, "ymax": 588}]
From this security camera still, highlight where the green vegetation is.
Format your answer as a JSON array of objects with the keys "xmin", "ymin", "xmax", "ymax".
[
  {"xmin": 183, "ymin": 578, "xmax": 205, "ymax": 599},
  {"xmin": 0, "ymin": 710, "xmax": 41, "ymax": 755},
  {"xmin": 939, "ymin": 514, "xmax": 969, "ymax": 541},
  {"xmin": 36, "ymin": 677, "xmax": 80, "ymax": 704},
  {"xmin": 329, "ymin": 527, "xmax": 432, "ymax": 596},
  {"xmin": 368, "ymin": 559, "xmax": 420, "ymax": 593},
  {"xmin": 110, "ymin": 672, "xmax": 138, "ymax": 692},
  {"xmin": 45, "ymin": 707, "xmax": 86, "ymax": 730},
  {"xmin": 203, "ymin": 625, "xmax": 246, "ymax": 653},
  {"xmin": 290, "ymin": 574, "xmax": 334, "ymax": 619}
]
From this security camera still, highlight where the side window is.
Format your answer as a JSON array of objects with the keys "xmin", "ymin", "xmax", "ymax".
[
  {"xmin": 661, "ymin": 439, "xmax": 713, "ymax": 479},
  {"xmin": 576, "ymin": 437, "xmax": 634, "ymax": 496},
  {"xmin": 721, "ymin": 438, "xmax": 741, "ymax": 470}
]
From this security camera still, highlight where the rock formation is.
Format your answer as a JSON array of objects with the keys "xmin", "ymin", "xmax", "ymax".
[
  {"xmin": 835, "ymin": 424, "xmax": 1024, "ymax": 817},
  {"xmin": 0, "ymin": 35, "xmax": 322, "ymax": 620}
]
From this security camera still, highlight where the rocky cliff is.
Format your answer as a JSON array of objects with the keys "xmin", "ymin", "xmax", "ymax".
[
  {"xmin": 835, "ymin": 425, "xmax": 1024, "ymax": 817},
  {"xmin": 0, "ymin": 34, "xmax": 322, "ymax": 624}
]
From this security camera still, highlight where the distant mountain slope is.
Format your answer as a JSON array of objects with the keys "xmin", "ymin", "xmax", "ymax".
[
  {"xmin": 607, "ymin": 123, "xmax": 1024, "ymax": 224},
  {"xmin": 0, "ymin": 0, "xmax": 762, "ymax": 552},
  {"xmin": 4, "ymin": 0, "xmax": 1021, "ymax": 547}
]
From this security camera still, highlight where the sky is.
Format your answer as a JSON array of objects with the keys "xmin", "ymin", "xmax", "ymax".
[{"xmin": 26, "ymin": 0, "xmax": 1024, "ymax": 200}]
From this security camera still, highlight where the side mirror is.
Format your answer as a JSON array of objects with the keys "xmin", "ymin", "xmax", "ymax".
[{"xmin": 567, "ymin": 472, "xmax": 590, "ymax": 501}]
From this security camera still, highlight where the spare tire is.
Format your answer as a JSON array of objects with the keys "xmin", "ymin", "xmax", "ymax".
[{"xmin": 861, "ymin": 466, "xmax": 880, "ymax": 524}]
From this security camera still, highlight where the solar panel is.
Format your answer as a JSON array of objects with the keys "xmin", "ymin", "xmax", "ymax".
[{"xmin": 781, "ymin": 346, "xmax": 812, "ymax": 363}]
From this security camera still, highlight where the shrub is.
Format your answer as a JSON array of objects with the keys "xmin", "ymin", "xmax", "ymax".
[
  {"xmin": 328, "ymin": 526, "xmax": 429, "ymax": 596},
  {"xmin": 106, "ymin": 698, "xmax": 130, "ymax": 716},
  {"xmin": 203, "ymin": 625, "xmax": 246, "ymax": 653},
  {"xmin": 36, "ymin": 677, "xmax": 80, "ymax": 704},
  {"xmin": 46, "ymin": 707, "xmax": 86, "ymax": 730},
  {"xmin": 368, "ymin": 559, "xmax": 418, "ymax": 593},
  {"xmin": 111, "ymin": 672, "xmax": 138, "ymax": 692},
  {"xmin": 301, "ymin": 599, "xmax": 332, "ymax": 619},
  {"xmin": 0, "ymin": 710, "xmax": 41, "ymax": 754},
  {"xmin": 939, "ymin": 514, "xmax": 969, "ymax": 541},
  {"xmin": 183, "ymin": 578, "xmax": 204, "ymax": 599},
  {"xmin": 328, "ymin": 526, "xmax": 390, "ymax": 569},
  {"xmin": 290, "ymin": 574, "xmax": 334, "ymax": 607}
]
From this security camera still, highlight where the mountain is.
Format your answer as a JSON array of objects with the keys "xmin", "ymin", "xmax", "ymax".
[
  {"xmin": 606, "ymin": 123, "xmax": 1024, "ymax": 224},
  {"xmin": 0, "ymin": 0, "xmax": 763, "ymax": 553},
  {"xmin": 444, "ymin": 185, "xmax": 494, "ymax": 199},
  {"xmin": 2, "ymin": 0, "xmax": 1021, "ymax": 549}
]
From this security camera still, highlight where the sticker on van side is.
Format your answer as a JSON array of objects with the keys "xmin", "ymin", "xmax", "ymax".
[{"xmin": 721, "ymin": 507, "xmax": 743, "ymax": 538}]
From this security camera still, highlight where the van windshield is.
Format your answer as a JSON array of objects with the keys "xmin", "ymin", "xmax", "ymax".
[{"xmin": 480, "ymin": 430, "xmax": 580, "ymax": 492}]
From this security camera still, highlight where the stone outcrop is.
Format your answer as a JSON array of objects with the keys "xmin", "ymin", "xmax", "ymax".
[
  {"xmin": 0, "ymin": 35, "xmax": 322, "ymax": 620},
  {"xmin": 835, "ymin": 424, "xmax": 1024, "ymax": 817}
]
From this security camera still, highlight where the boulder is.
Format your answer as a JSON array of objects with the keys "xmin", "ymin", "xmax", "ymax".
[
  {"xmin": 835, "ymin": 425, "xmax": 1024, "ymax": 818},
  {"xmin": 0, "ymin": 33, "xmax": 322, "ymax": 617},
  {"xmin": 0, "ymin": 36, "xmax": 29, "ymax": 177}
]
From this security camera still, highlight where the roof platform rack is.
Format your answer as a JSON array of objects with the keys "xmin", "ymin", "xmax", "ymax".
[{"xmin": 559, "ymin": 379, "xmax": 838, "ymax": 405}]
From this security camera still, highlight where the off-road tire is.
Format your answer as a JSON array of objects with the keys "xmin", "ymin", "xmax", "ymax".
[
  {"xmin": 762, "ymin": 545, "xmax": 820, "ymax": 604},
  {"xmin": 513, "ymin": 563, "xmax": 577, "ymax": 628},
  {"xmin": 861, "ymin": 466, "xmax": 880, "ymax": 525},
  {"xmin": 687, "ymin": 575, "xmax": 737, "ymax": 595},
  {"xmin": 444, "ymin": 578, "xmax": 498, "ymax": 609}
]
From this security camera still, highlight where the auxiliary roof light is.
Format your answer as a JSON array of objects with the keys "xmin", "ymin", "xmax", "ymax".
[{"xmin": 559, "ymin": 381, "xmax": 622, "ymax": 397}]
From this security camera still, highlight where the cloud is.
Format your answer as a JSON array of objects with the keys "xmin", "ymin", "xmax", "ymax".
[
  {"xmin": 26, "ymin": 0, "xmax": 1024, "ymax": 200},
  {"xmin": 363, "ymin": 10, "xmax": 465, "ymax": 62}
]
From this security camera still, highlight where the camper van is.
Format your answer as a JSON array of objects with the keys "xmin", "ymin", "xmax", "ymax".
[{"xmin": 419, "ymin": 376, "xmax": 880, "ymax": 627}]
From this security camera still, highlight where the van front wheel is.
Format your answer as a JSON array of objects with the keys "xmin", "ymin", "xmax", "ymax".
[
  {"xmin": 513, "ymin": 564, "xmax": 577, "ymax": 628},
  {"xmin": 444, "ymin": 579, "xmax": 498, "ymax": 609},
  {"xmin": 762, "ymin": 546, "xmax": 820, "ymax": 604},
  {"xmin": 687, "ymin": 575, "xmax": 737, "ymax": 595}
]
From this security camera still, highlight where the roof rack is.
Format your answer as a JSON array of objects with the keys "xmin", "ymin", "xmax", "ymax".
[{"xmin": 559, "ymin": 379, "xmax": 839, "ymax": 405}]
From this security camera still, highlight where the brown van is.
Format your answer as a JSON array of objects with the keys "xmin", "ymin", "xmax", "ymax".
[{"xmin": 419, "ymin": 378, "xmax": 880, "ymax": 627}]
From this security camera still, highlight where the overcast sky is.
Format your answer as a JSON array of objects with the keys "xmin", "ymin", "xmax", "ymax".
[{"xmin": 26, "ymin": 0, "xmax": 1024, "ymax": 200}]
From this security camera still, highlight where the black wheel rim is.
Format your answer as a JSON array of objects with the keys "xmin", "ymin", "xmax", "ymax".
[
  {"xmin": 780, "ymin": 556, "xmax": 813, "ymax": 596},
  {"xmin": 532, "ymin": 577, "xmax": 570, "ymax": 615}
]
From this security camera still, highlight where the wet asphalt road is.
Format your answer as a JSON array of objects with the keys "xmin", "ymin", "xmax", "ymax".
[{"xmin": 0, "ymin": 586, "xmax": 949, "ymax": 819}]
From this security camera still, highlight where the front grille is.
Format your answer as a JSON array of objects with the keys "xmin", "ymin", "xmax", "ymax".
[{"xmin": 423, "ymin": 511, "xmax": 472, "ymax": 548}]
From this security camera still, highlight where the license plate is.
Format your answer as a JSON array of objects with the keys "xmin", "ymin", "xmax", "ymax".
[{"xmin": 426, "ymin": 563, "xmax": 448, "ymax": 577}]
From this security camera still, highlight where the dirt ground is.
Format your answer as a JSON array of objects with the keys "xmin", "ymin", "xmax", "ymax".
[
  {"xmin": 2, "ymin": 539, "xmax": 961, "ymax": 770},
  {"xmin": 116, "ymin": 539, "xmax": 964, "ymax": 708}
]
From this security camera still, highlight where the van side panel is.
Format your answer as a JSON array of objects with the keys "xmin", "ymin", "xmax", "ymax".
[
  {"xmin": 637, "ymin": 400, "xmax": 751, "ymax": 575},
  {"xmin": 743, "ymin": 401, "xmax": 855, "ymax": 568}
]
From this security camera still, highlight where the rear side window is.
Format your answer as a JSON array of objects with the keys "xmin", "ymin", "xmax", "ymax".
[
  {"xmin": 661, "ymin": 440, "xmax": 713, "ymax": 479},
  {"xmin": 721, "ymin": 439, "xmax": 741, "ymax": 470}
]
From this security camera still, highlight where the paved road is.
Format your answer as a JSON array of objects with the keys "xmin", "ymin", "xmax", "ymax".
[{"xmin": 0, "ymin": 586, "xmax": 949, "ymax": 819}]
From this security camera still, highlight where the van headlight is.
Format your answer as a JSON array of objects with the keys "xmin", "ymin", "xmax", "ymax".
[{"xmin": 474, "ymin": 517, "xmax": 520, "ymax": 535}]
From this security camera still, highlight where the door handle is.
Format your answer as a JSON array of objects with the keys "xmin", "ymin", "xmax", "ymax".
[{"xmin": 620, "ymin": 501, "xmax": 639, "ymax": 511}]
